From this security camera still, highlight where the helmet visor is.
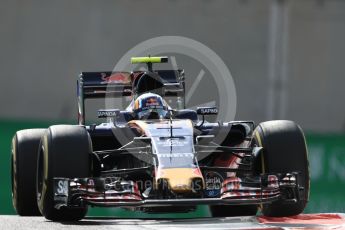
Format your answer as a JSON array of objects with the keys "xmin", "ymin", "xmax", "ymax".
[{"xmin": 137, "ymin": 107, "xmax": 168, "ymax": 119}]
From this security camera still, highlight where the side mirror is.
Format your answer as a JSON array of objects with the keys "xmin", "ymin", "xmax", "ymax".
[
  {"xmin": 196, "ymin": 107, "xmax": 218, "ymax": 127},
  {"xmin": 97, "ymin": 109, "xmax": 120, "ymax": 118},
  {"xmin": 196, "ymin": 107, "xmax": 218, "ymax": 115},
  {"xmin": 97, "ymin": 109, "xmax": 120, "ymax": 126}
]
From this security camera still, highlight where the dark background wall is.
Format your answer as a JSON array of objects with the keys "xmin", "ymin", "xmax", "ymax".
[{"xmin": 1, "ymin": 0, "xmax": 345, "ymax": 132}]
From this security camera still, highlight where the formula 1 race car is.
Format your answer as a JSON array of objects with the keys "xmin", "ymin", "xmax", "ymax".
[{"xmin": 11, "ymin": 56, "xmax": 309, "ymax": 221}]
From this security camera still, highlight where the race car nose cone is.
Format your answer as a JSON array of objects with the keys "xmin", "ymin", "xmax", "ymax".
[{"xmin": 156, "ymin": 168, "xmax": 205, "ymax": 193}]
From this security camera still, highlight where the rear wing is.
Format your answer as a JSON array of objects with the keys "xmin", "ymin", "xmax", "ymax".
[
  {"xmin": 77, "ymin": 70, "xmax": 185, "ymax": 125},
  {"xmin": 80, "ymin": 72, "xmax": 132, "ymax": 99}
]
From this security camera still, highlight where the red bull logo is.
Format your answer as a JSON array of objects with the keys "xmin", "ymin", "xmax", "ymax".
[{"xmin": 101, "ymin": 73, "xmax": 130, "ymax": 84}]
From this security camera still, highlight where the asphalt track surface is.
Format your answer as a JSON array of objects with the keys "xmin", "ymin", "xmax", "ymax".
[{"xmin": 1, "ymin": 214, "xmax": 345, "ymax": 230}]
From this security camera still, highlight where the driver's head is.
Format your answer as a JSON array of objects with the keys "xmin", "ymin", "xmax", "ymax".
[{"xmin": 133, "ymin": 93, "xmax": 168, "ymax": 119}]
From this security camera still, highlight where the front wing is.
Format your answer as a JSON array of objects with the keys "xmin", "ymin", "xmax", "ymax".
[{"xmin": 53, "ymin": 173, "xmax": 302, "ymax": 209}]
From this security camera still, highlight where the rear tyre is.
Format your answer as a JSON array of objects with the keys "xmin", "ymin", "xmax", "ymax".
[
  {"xmin": 36, "ymin": 125, "xmax": 92, "ymax": 221},
  {"xmin": 11, "ymin": 129, "xmax": 46, "ymax": 216},
  {"xmin": 253, "ymin": 120, "xmax": 310, "ymax": 217}
]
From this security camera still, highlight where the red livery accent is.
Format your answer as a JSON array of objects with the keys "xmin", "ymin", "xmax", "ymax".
[{"xmin": 101, "ymin": 72, "xmax": 130, "ymax": 84}]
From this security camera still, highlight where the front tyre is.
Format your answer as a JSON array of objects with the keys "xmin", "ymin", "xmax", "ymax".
[
  {"xmin": 36, "ymin": 125, "xmax": 92, "ymax": 221},
  {"xmin": 253, "ymin": 120, "xmax": 310, "ymax": 217}
]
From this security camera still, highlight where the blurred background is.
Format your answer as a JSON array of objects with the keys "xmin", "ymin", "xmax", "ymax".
[{"xmin": 0, "ymin": 0, "xmax": 344, "ymax": 216}]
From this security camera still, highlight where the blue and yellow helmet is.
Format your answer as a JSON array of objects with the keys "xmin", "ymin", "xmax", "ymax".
[{"xmin": 133, "ymin": 93, "xmax": 168, "ymax": 119}]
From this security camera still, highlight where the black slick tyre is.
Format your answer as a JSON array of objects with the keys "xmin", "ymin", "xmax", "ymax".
[
  {"xmin": 36, "ymin": 125, "xmax": 92, "ymax": 221},
  {"xmin": 11, "ymin": 129, "xmax": 46, "ymax": 216},
  {"xmin": 253, "ymin": 120, "xmax": 310, "ymax": 217}
]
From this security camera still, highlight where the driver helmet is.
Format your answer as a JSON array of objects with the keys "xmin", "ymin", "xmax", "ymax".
[{"xmin": 133, "ymin": 93, "xmax": 169, "ymax": 119}]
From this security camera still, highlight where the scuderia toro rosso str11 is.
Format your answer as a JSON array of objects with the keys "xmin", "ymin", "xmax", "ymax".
[{"xmin": 11, "ymin": 56, "xmax": 309, "ymax": 221}]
